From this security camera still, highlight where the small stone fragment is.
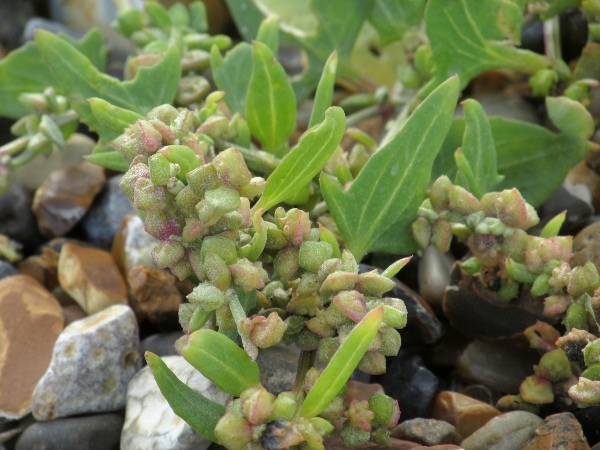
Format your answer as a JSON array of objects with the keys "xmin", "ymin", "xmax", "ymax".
[
  {"xmin": 31, "ymin": 304, "xmax": 140, "ymax": 420},
  {"xmin": 0, "ymin": 275, "xmax": 63, "ymax": 420},
  {"xmin": 121, "ymin": 355, "xmax": 230, "ymax": 450},
  {"xmin": 111, "ymin": 214, "xmax": 158, "ymax": 275},
  {"xmin": 430, "ymin": 391, "xmax": 502, "ymax": 439},
  {"xmin": 392, "ymin": 418, "xmax": 461, "ymax": 446},
  {"xmin": 32, "ymin": 161, "xmax": 106, "ymax": 238},
  {"xmin": 58, "ymin": 242, "xmax": 128, "ymax": 314},
  {"xmin": 127, "ymin": 265, "xmax": 182, "ymax": 327},
  {"xmin": 460, "ymin": 410, "xmax": 544, "ymax": 450},
  {"xmin": 15, "ymin": 413, "xmax": 123, "ymax": 450},
  {"xmin": 520, "ymin": 412, "xmax": 590, "ymax": 450}
]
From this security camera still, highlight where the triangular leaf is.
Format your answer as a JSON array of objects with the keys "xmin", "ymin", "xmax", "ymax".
[{"xmin": 211, "ymin": 42, "xmax": 253, "ymax": 115}]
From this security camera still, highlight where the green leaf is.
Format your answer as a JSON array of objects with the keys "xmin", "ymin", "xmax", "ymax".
[
  {"xmin": 145, "ymin": 352, "xmax": 226, "ymax": 443},
  {"xmin": 301, "ymin": 306, "xmax": 384, "ymax": 418},
  {"xmin": 254, "ymin": 107, "xmax": 345, "ymax": 212},
  {"xmin": 540, "ymin": 211, "xmax": 566, "ymax": 238},
  {"xmin": 368, "ymin": 0, "xmax": 426, "ymax": 47},
  {"xmin": 423, "ymin": 0, "xmax": 551, "ymax": 95},
  {"xmin": 35, "ymin": 30, "xmax": 180, "ymax": 133},
  {"xmin": 181, "ymin": 329, "xmax": 262, "ymax": 397},
  {"xmin": 546, "ymin": 96, "xmax": 595, "ymax": 139},
  {"xmin": 309, "ymin": 52, "xmax": 338, "ymax": 129},
  {"xmin": 222, "ymin": 0, "xmax": 266, "ymax": 41},
  {"xmin": 86, "ymin": 150, "xmax": 130, "ymax": 172},
  {"xmin": 256, "ymin": 15, "xmax": 280, "ymax": 55},
  {"xmin": 454, "ymin": 99, "xmax": 503, "ymax": 198},
  {"xmin": 246, "ymin": 41, "xmax": 297, "ymax": 153},
  {"xmin": 89, "ymin": 97, "xmax": 144, "ymax": 141},
  {"xmin": 0, "ymin": 29, "xmax": 106, "ymax": 119},
  {"xmin": 211, "ymin": 43, "xmax": 253, "ymax": 115},
  {"xmin": 573, "ymin": 43, "xmax": 600, "ymax": 81},
  {"xmin": 433, "ymin": 117, "xmax": 589, "ymax": 207},
  {"xmin": 322, "ymin": 76, "xmax": 460, "ymax": 261}
]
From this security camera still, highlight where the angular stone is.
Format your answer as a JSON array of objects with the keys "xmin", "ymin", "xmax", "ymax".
[
  {"xmin": 380, "ymin": 351, "xmax": 440, "ymax": 421},
  {"xmin": 431, "ymin": 391, "xmax": 501, "ymax": 439},
  {"xmin": 111, "ymin": 214, "xmax": 158, "ymax": 276},
  {"xmin": 31, "ymin": 305, "xmax": 140, "ymax": 420},
  {"xmin": 127, "ymin": 265, "xmax": 182, "ymax": 327},
  {"xmin": 80, "ymin": 175, "xmax": 136, "ymax": 249},
  {"xmin": 18, "ymin": 245, "xmax": 60, "ymax": 291},
  {"xmin": 32, "ymin": 161, "xmax": 106, "ymax": 238},
  {"xmin": 460, "ymin": 410, "xmax": 543, "ymax": 450},
  {"xmin": 520, "ymin": 413, "xmax": 590, "ymax": 450},
  {"xmin": 15, "ymin": 413, "xmax": 123, "ymax": 450},
  {"xmin": 392, "ymin": 418, "xmax": 461, "ymax": 446},
  {"xmin": 0, "ymin": 275, "xmax": 63, "ymax": 420},
  {"xmin": 121, "ymin": 355, "xmax": 230, "ymax": 450},
  {"xmin": 456, "ymin": 340, "xmax": 539, "ymax": 393},
  {"xmin": 58, "ymin": 242, "xmax": 128, "ymax": 314}
]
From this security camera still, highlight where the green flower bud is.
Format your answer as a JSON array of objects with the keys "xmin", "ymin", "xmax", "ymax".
[
  {"xmin": 169, "ymin": 109, "xmax": 196, "ymax": 140},
  {"xmin": 411, "ymin": 216, "xmax": 433, "ymax": 249},
  {"xmin": 229, "ymin": 256, "xmax": 267, "ymax": 291},
  {"xmin": 568, "ymin": 377, "xmax": 600, "ymax": 408},
  {"xmin": 468, "ymin": 233, "xmax": 503, "ymax": 267},
  {"xmin": 319, "ymin": 271, "xmax": 359, "ymax": 294},
  {"xmin": 524, "ymin": 321, "xmax": 560, "ymax": 352},
  {"xmin": 133, "ymin": 178, "xmax": 168, "ymax": 211},
  {"xmin": 501, "ymin": 228, "xmax": 528, "ymax": 262},
  {"xmin": 319, "ymin": 395, "xmax": 345, "ymax": 421},
  {"xmin": 176, "ymin": 74, "xmax": 211, "ymax": 105},
  {"xmin": 358, "ymin": 351, "xmax": 386, "ymax": 375},
  {"xmin": 174, "ymin": 185, "xmax": 201, "ymax": 215},
  {"xmin": 186, "ymin": 163, "xmax": 219, "ymax": 197},
  {"xmin": 133, "ymin": 119, "xmax": 163, "ymax": 155},
  {"xmin": 250, "ymin": 312, "xmax": 288, "ymax": 348},
  {"xmin": 564, "ymin": 302, "xmax": 589, "ymax": 331},
  {"xmin": 449, "ymin": 185, "xmax": 480, "ymax": 215},
  {"xmin": 536, "ymin": 348, "xmax": 571, "ymax": 382},
  {"xmin": 584, "ymin": 338, "xmax": 600, "ymax": 367},
  {"xmin": 187, "ymin": 281, "xmax": 226, "ymax": 311},
  {"xmin": 531, "ymin": 273, "xmax": 551, "ymax": 296},
  {"xmin": 529, "ymin": 68, "xmax": 558, "ymax": 97},
  {"xmin": 316, "ymin": 337, "xmax": 340, "ymax": 365},
  {"xmin": 341, "ymin": 249, "xmax": 359, "ymax": 273},
  {"xmin": 543, "ymin": 294, "xmax": 571, "ymax": 317},
  {"xmin": 495, "ymin": 188, "xmax": 539, "ymax": 229},
  {"xmin": 429, "ymin": 176, "xmax": 452, "ymax": 212},
  {"xmin": 332, "ymin": 290, "xmax": 367, "ymax": 322},
  {"xmin": 241, "ymin": 387, "xmax": 276, "ymax": 425},
  {"xmin": 379, "ymin": 326, "xmax": 401, "ymax": 356},
  {"xmin": 269, "ymin": 392, "xmax": 297, "ymax": 421},
  {"xmin": 340, "ymin": 422, "xmax": 370, "ymax": 448},
  {"xmin": 147, "ymin": 104, "xmax": 179, "ymax": 125},
  {"xmin": 197, "ymin": 115, "xmax": 229, "ymax": 139},
  {"xmin": 581, "ymin": 363, "xmax": 600, "ymax": 381},
  {"xmin": 169, "ymin": 258, "xmax": 193, "ymax": 280},
  {"xmin": 519, "ymin": 375, "xmax": 554, "ymax": 404},
  {"xmin": 354, "ymin": 270, "xmax": 395, "ymax": 297},
  {"xmin": 204, "ymin": 252, "xmax": 232, "ymax": 291},
  {"xmin": 214, "ymin": 413, "xmax": 253, "ymax": 450},
  {"xmin": 274, "ymin": 246, "xmax": 300, "ymax": 281},
  {"xmin": 159, "ymin": 145, "xmax": 201, "ymax": 182},
  {"xmin": 204, "ymin": 185, "xmax": 241, "ymax": 215},
  {"xmin": 345, "ymin": 399, "xmax": 374, "ymax": 432},
  {"xmin": 371, "ymin": 428, "xmax": 391, "ymax": 446},
  {"xmin": 201, "ymin": 235, "xmax": 238, "ymax": 264},
  {"xmin": 306, "ymin": 311, "xmax": 337, "ymax": 338},
  {"xmin": 324, "ymin": 302, "xmax": 351, "ymax": 327},
  {"xmin": 369, "ymin": 393, "xmax": 400, "ymax": 428},
  {"xmin": 431, "ymin": 218, "xmax": 452, "ymax": 253},
  {"xmin": 568, "ymin": 263, "xmax": 600, "ymax": 298},
  {"xmin": 287, "ymin": 293, "xmax": 322, "ymax": 316},
  {"xmin": 278, "ymin": 209, "xmax": 312, "ymax": 246},
  {"xmin": 265, "ymin": 223, "xmax": 289, "ymax": 250},
  {"xmin": 143, "ymin": 210, "xmax": 183, "ymax": 241},
  {"xmin": 299, "ymin": 241, "xmax": 333, "ymax": 273},
  {"xmin": 213, "ymin": 148, "xmax": 252, "ymax": 189},
  {"xmin": 152, "ymin": 239, "xmax": 184, "ymax": 268},
  {"xmin": 294, "ymin": 327, "xmax": 321, "ymax": 351}
]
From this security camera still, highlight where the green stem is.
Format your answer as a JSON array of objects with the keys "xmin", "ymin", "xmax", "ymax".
[{"xmin": 292, "ymin": 350, "xmax": 315, "ymax": 395}]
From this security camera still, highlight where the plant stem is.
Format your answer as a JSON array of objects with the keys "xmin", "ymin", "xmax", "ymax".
[
  {"xmin": 543, "ymin": 15, "xmax": 562, "ymax": 61},
  {"xmin": 292, "ymin": 350, "xmax": 315, "ymax": 394}
]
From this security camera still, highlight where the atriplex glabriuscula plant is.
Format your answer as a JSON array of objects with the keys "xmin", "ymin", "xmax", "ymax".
[{"xmin": 2, "ymin": 0, "xmax": 600, "ymax": 447}]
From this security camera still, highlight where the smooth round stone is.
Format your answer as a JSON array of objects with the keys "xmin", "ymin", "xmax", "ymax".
[
  {"xmin": 571, "ymin": 220, "xmax": 600, "ymax": 268},
  {"xmin": 111, "ymin": 214, "xmax": 158, "ymax": 276},
  {"xmin": 0, "ymin": 261, "xmax": 18, "ymax": 280},
  {"xmin": 460, "ymin": 411, "xmax": 544, "ymax": 450},
  {"xmin": 31, "ymin": 305, "xmax": 140, "ymax": 420},
  {"xmin": 80, "ymin": 175, "xmax": 135, "ymax": 249},
  {"xmin": 539, "ymin": 183, "xmax": 593, "ymax": 235},
  {"xmin": 121, "ymin": 355, "xmax": 230, "ymax": 450},
  {"xmin": 392, "ymin": 418, "xmax": 460, "ymax": 446},
  {"xmin": 139, "ymin": 332, "xmax": 184, "ymax": 359},
  {"xmin": 379, "ymin": 350, "xmax": 440, "ymax": 421},
  {"xmin": 0, "ymin": 183, "xmax": 44, "ymax": 252},
  {"xmin": 520, "ymin": 413, "xmax": 590, "ymax": 450},
  {"xmin": 456, "ymin": 340, "xmax": 539, "ymax": 393},
  {"xmin": 431, "ymin": 391, "xmax": 501, "ymax": 439},
  {"xmin": 418, "ymin": 245, "xmax": 454, "ymax": 309},
  {"xmin": 15, "ymin": 413, "xmax": 123, "ymax": 450}
]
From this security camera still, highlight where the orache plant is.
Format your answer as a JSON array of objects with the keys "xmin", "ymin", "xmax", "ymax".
[{"xmin": 1, "ymin": 0, "xmax": 600, "ymax": 447}]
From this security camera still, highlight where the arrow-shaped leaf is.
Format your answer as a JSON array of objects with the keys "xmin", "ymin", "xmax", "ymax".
[
  {"xmin": 145, "ymin": 352, "xmax": 226, "ymax": 443},
  {"xmin": 301, "ymin": 306, "xmax": 384, "ymax": 418},
  {"xmin": 322, "ymin": 76, "xmax": 459, "ymax": 261},
  {"xmin": 181, "ymin": 329, "xmax": 262, "ymax": 397},
  {"xmin": 454, "ymin": 99, "xmax": 503, "ymax": 198},
  {"xmin": 254, "ymin": 106, "xmax": 345, "ymax": 212}
]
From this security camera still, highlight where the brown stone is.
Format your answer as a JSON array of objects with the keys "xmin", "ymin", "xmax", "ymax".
[
  {"xmin": 127, "ymin": 265, "xmax": 182, "ymax": 326},
  {"xmin": 520, "ymin": 413, "xmax": 591, "ymax": 450},
  {"xmin": 0, "ymin": 275, "xmax": 63, "ymax": 419},
  {"xmin": 430, "ymin": 391, "xmax": 502, "ymax": 439},
  {"xmin": 322, "ymin": 434, "xmax": 421, "ymax": 450},
  {"xmin": 58, "ymin": 242, "xmax": 128, "ymax": 315},
  {"xmin": 344, "ymin": 380, "xmax": 384, "ymax": 403},
  {"xmin": 17, "ymin": 246, "xmax": 60, "ymax": 291},
  {"xmin": 572, "ymin": 221, "xmax": 600, "ymax": 269},
  {"xmin": 32, "ymin": 161, "xmax": 106, "ymax": 238},
  {"xmin": 411, "ymin": 446, "xmax": 465, "ymax": 450},
  {"xmin": 392, "ymin": 418, "xmax": 461, "ymax": 446}
]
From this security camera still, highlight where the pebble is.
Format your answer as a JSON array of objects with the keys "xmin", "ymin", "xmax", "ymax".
[
  {"xmin": 573, "ymin": 405, "xmax": 600, "ymax": 447},
  {"xmin": 455, "ymin": 340, "xmax": 540, "ymax": 393},
  {"xmin": 80, "ymin": 175, "xmax": 136, "ymax": 249},
  {"xmin": 121, "ymin": 355, "xmax": 230, "ymax": 450},
  {"xmin": 571, "ymin": 220, "xmax": 600, "ymax": 268},
  {"xmin": 111, "ymin": 214, "xmax": 158, "ymax": 276},
  {"xmin": 127, "ymin": 265, "xmax": 182, "ymax": 328},
  {"xmin": 32, "ymin": 161, "xmax": 106, "ymax": 238},
  {"xmin": 345, "ymin": 380, "xmax": 384, "ymax": 403},
  {"xmin": 539, "ymin": 183, "xmax": 594, "ymax": 235},
  {"xmin": 0, "ymin": 261, "xmax": 18, "ymax": 280},
  {"xmin": 31, "ymin": 304, "xmax": 140, "ymax": 420},
  {"xmin": 379, "ymin": 350, "xmax": 440, "ymax": 421},
  {"xmin": 15, "ymin": 413, "xmax": 123, "ymax": 450},
  {"xmin": 520, "ymin": 412, "xmax": 590, "ymax": 450},
  {"xmin": 139, "ymin": 332, "xmax": 184, "ymax": 360},
  {"xmin": 460, "ymin": 410, "xmax": 543, "ymax": 450},
  {"xmin": 256, "ymin": 342, "xmax": 303, "ymax": 395},
  {"xmin": 0, "ymin": 275, "xmax": 63, "ymax": 420},
  {"xmin": 18, "ymin": 245, "xmax": 60, "ymax": 291},
  {"xmin": 392, "ymin": 418, "xmax": 461, "ymax": 446},
  {"xmin": 443, "ymin": 264, "xmax": 551, "ymax": 340},
  {"xmin": 58, "ymin": 242, "xmax": 128, "ymax": 314},
  {"xmin": 418, "ymin": 245, "xmax": 454, "ymax": 309},
  {"xmin": 430, "ymin": 391, "xmax": 501, "ymax": 439},
  {"xmin": 0, "ymin": 183, "xmax": 44, "ymax": 252}
]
